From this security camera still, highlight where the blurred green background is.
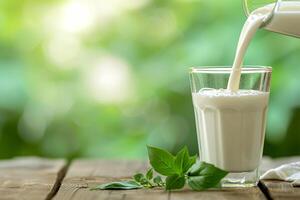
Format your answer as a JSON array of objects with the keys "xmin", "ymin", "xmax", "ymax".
[{"xmin": 0, "ymin": 0, "xmax": 299, "ymax": 159}]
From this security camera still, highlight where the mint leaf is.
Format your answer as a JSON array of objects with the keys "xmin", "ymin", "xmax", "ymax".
[
  {"xmin": 188, "ymin": 161, "xmax": 206, "ymax": 176},
  {"xmin": 133, "ymin": 173, "xmax": 144, "ymax": 183},
  {"xmin": 188, "ymin": 161, "xmax": 226, "ymax": 177},
  {"xmin": 153, "ymin": 175, "xmax": 164, "ymax": 186},
  {"xmin": 146, "ymin": 168, "xmax": 153, "ymax": 180},
  {"xmin": 165, "ymin": 174, "xmax": 185, "ymax": 190},
  {"xmin": 187, "ymin": 162, "xmax": 228, "ymax": 190},
  {"xmin": 91, "ymin": 180, "xmax": 142, "ymax": 190},
  {"xmin": 147, "ymin": 146, "xmax": 177, "ymax": 176},
  {"xmin": 174, "ymin": 147, "xmax": 197, "ymax": 174},
  {"xmin": 188, "ymin": 155, "xmax": 197, "ymax": 169},
  {"xmin": 174, "ymin": 146, "xmax": 190, "ymax": 174},
  {"xmin": 134, "ymin": 175, "xmax": 151, "ymax": 187},
  {"xmin": 188, "ymin": 176, "xmax": 221, "ymax": 190}
]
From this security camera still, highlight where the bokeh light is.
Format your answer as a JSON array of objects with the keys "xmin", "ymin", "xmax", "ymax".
[{"xmin": 0, "ymin": 0, "xmax": 299, "ymax": 159}]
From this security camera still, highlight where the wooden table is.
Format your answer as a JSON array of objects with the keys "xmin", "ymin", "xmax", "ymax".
[{"xmin": 0, "ymin": 157, "xmax": 299, "ymax": 200}]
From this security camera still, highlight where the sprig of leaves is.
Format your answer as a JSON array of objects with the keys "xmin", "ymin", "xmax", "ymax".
[
  {"xmin": 147, "ymin": 146, "xmax": 195, "ymax": 177},
  {"xmin": 132, "ymin": 168, "xmax": 164, "ymax": 188},
  {"xmin": 147, "ymin": 145, "xmax": 228, "ymax": 190},
  {"xmin": 91, "ymin": 146, "xmax": 228, "ymax": 191}
]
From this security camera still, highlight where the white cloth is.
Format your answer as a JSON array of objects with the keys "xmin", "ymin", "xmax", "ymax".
[{"xmin": 260, "ymin": 161, "xmax": 300, "ymax": 186}]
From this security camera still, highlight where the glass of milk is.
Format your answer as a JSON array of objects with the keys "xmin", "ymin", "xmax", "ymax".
[{"xmin": 189, "ymin": 66, "xmax": 272, "ymax": 187}]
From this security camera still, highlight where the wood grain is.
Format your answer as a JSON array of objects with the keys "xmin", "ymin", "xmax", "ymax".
[
  {"xmin": 1, "ymin": 157, "xmax": 299, "ymax": 199},
  {"xmin": 54, "ymin": 160, "xmax": 169, "ymax": 200},
  {"xmin": 55, "ymin": 160, "xmax": 266, "ymax": 200},
  {"xmin": 260, "ymin": 156, "xmax": 300, "ymax": 200},
  {"xmin": 0, "ymin": 157, "xmax": 66, "ymax": 200}
]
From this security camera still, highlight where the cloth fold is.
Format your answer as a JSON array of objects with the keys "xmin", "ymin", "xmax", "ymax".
[{"xmin": 260, "ymin": 161, "xmax": 300, "ymax": 186}]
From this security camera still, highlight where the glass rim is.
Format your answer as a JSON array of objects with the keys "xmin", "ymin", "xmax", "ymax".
[{"xmin": 189, "ymin": 66, "xmax": 272, "ymax": 73}]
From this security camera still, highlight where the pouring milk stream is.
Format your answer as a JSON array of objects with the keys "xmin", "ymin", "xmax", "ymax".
[{"xmin": 228, "ymin": 0, "xmax": 300, "ymax": 91}]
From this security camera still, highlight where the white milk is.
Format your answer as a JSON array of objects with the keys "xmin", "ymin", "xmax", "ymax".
[
  {"xmin": 227, "ymin": 1, "xmax": 300, "ymax": 91},
  {"xmin": 193, "ymin": 89, "xmax": 269, "ymax": 172},
  {"xmin": 226, "ymin": 14, "xmax": 266, "ymax": 91}
]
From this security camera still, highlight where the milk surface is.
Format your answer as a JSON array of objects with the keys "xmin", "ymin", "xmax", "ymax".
[{"xmin": 193, "ymin": 89, "xmax": 269, "ymax": 172}]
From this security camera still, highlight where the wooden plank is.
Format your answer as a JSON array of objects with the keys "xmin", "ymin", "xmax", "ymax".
[
  {"xmin": 63, "ymin": 160, "xmax": 147, "ymax": 200},
  {"xmin": 55, "ymin": 160, "xmax": 266, "ymax": 200},
  {"xmin": 260, "ymin": 156, "xmax": 300, "ymax": 200},
  {"xmin": 0, "ymin": 157, "xmax": 67, "ymax": 200},
  {"xmin": 54, "ymin": 160, "xmax": 168, "ymax": 200}
]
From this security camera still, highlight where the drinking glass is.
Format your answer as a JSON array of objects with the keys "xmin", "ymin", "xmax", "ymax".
[{"xmin": 189, "ymin": 66, "xmax": 272, "ymax": 187}]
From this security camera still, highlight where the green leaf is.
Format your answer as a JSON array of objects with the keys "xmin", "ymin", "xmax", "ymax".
[
  {"xmin": 146, "ymin": 168, "xmax": 153, "ymax": 180},
  {"xmin": 188, "ymin": 155, "xmax": 197, "ymax": 168},
  {"xmin": 187, "ymin": 175, "xmax": 221, "ymax": 190},
  {"xmin": 188, "ymin": 161, "xmax": 227, "ymax": 177},
  {"xmin": 133, "ymin": 173, "xmax": 144, "ymax": 183},
  {"xmin": 147, "ymin": 145, "xmax": 177, "ymax": 176},
  {"xmin": 174, "ymin": 146, "xmax": 190, "ymax": 174},
  {"xmin": 153, "ymin": 175, "xmax": 164, "ymax": 186},
  {"xmin": 91, "ymin": 180, "xmax": 143, "ymax": 190},
  {"xmin": 188, "ymin": 161, "xmax": 206, "ymax": 176},
  {"xmin": 187, "ymin": 162, "xmax": 228, "ymax": 190},
  {"xmin": 133, "ymin": 172, "xmax": 153, "ymax": 187},
  {"xmin": 140, "ymin": 177, "xmax": 150, "ymax": 185},
  {"xmin": 165, "ymin": 174, "xmax": 186, "ymax": 190}
]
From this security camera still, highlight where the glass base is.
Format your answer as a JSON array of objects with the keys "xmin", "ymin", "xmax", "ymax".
[{"xmin": 221, "ymin": 168, "xmax": 259, "ymax": 187}]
